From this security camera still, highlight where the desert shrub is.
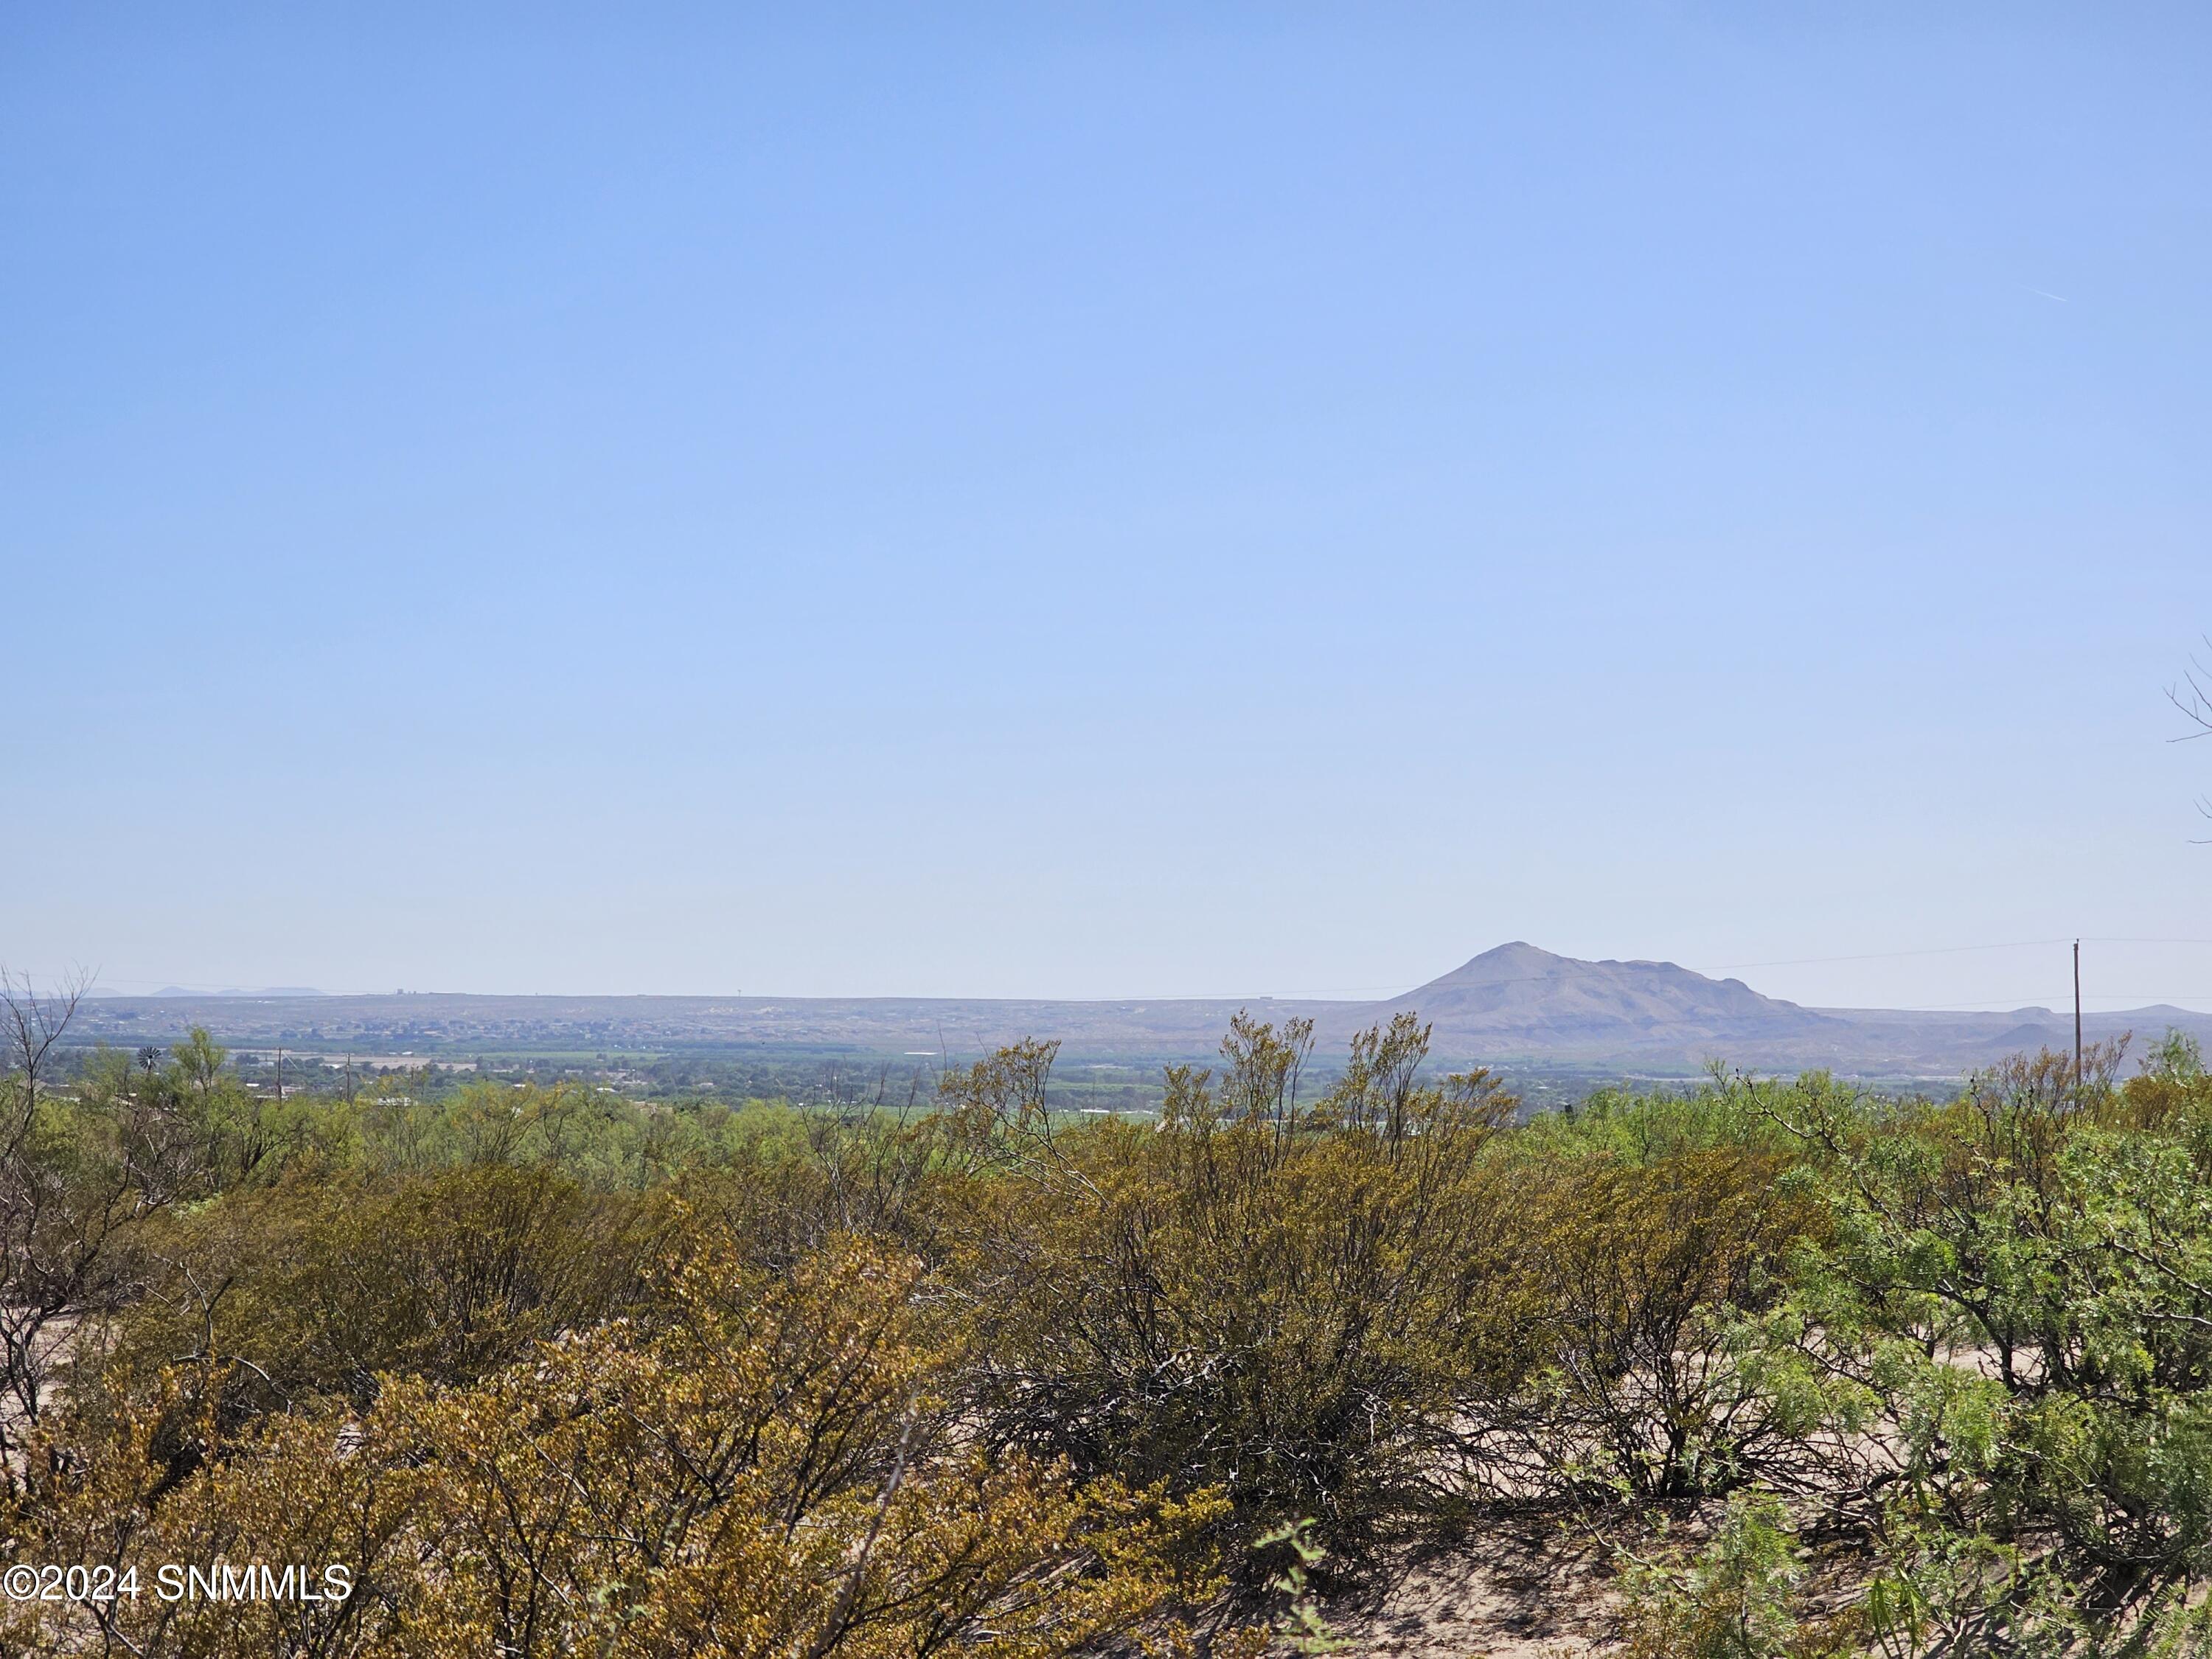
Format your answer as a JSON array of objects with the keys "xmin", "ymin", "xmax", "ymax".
[
  {"xmin": 77, "ymin": 1163, "xmax": 661, "ymax": 1430},
  {"xmin": 670, "ymin": 1091, "xmax": 1015, "ymax": 1273},
  {"xmin": 1526, "ymin": 1072, "xmax": 1807, "ymax": 1168},
  {"xmin": 5, "ymin": 1232, "xmax": 1224, "ymax": 1658},
  {"xmin": 949, "ymin": 1014, "xmax": 1526, "ymax": 1571},
  {"xmin": 0, "ymin": 1031, "xmax": 295, "ymax": 1467},
  {"xmin": 1743, "ymin": 1045, "xmax": 2212, "ymax": 1646},
  {"xmin": 352, "ymin": 1078, "xmax": 808, "ymax": 1187},
  {"xmin": 1617, "ymin": 1492, "xmax": 1815, "ymax": 1659},
  {"xmin": 1507, "ymin": 1144, "xmax": 1820, "ymax": 1506}
]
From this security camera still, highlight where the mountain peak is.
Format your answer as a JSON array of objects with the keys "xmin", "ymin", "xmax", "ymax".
[
  {"xmin": 1384, "ymin": 942, "xmax": 1828, "ymax": 1051},
  {"xmin": 1435, "ymin": 942, "xmax": 1578, "ymax": 984}
]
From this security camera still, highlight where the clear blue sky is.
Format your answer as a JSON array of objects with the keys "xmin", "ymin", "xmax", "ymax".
[{"xmin": 7, "ymin": 3, "xmax": 2211, "ymax": 1012}]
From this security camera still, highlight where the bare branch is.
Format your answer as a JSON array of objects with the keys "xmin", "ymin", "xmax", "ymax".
[
  {"xmin": 2168, "ymin": 636, "xmax": 2212, "ymax": 741},
  {"xmin": 0, "ymin": 965, "xmax": 92, "ymax": 1154}
]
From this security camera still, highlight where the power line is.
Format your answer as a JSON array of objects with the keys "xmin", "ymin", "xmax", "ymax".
[
  {"xmin": 1709, "ymin": 938, "xmax": 2212, "ymax": 972},
  {"xmin": 1708, "ymin": 939, "xmax": 2072, "ymax": 970},
  {"xmin": 1820, "ymin": 993, "xmax": 2212, "ymax": 1012}
]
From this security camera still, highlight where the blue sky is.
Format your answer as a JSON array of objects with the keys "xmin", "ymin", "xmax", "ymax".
[{"xmin": 6, "ymin": 3, "xmax": 2211, "ymax": 1011}]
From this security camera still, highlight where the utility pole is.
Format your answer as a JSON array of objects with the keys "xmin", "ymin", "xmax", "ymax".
[
  {"xmin": 2073, "ymin": 939, "xmax": 2084, "ymax": 1099},
  {"xmin": 276, "ymin": 1046, "xmax": 285, "ymax": 1102}
]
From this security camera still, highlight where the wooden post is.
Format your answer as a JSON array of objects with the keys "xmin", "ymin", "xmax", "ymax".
[{"xmin": 2073, "ymin": 939, "xmax": 2083, "ymax": 1099}]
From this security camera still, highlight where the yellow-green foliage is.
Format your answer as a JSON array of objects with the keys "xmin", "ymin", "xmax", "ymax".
[
  {"xmin": 1617, "ymin": 1492, "xmax": 1809, "ymax": 1659},
  {"xmin": 9, "ymin": 1232, "xmax": 1223, "ymax": 1658},
  {"xmin": 79, "ymin": 1163, "xmax": 661, "ymax": 1418},
  {"xmin": 1512, "ymin": 1144, "xmax": 1819, "ymax": 1503},
  {"xmin": 943, "ymin": 1015, "xmax": 1525, "ymax": 1568}
]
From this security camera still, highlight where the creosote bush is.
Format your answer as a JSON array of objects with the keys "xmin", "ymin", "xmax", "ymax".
[
  {"xmin": 943, "ymin": 1014, "xmax": 1526, "ymax": 1572},
  {"xmin": 10, "ymin": 1229, "xmax": 1224, "ymax": 1658}
]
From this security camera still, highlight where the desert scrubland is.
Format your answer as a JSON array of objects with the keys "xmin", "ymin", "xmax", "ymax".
[{"xmin": 8, "ymin": 982, "xmax": 2212, "ymax": 1655}]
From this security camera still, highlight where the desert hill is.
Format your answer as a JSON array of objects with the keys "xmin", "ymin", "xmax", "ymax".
[{"xmin": 1375, "ymin": 941, "xmax": 1839, "ymax": 1046}]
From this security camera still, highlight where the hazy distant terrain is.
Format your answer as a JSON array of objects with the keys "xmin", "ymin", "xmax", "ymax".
[{"xmin": 71, "ymin": 942, "xmax": 2212, "ymax": 1083}]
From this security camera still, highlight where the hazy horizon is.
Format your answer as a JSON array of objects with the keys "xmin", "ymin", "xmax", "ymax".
[
  {"xmin": 9, "ymin": 4, "xmax": 2212, "ymax": 1012},
  {"xmin": 57, "ymin": 933, "xmax": 2212, "ymax": 1019}
]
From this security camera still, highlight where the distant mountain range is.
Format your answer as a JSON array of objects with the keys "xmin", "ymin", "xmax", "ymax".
[{"xmin": 63, "ymin": 943, "xmax": 2212, "ymax": 1082}]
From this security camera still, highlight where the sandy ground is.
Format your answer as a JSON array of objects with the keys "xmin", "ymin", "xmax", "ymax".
[{"xmin": 1324, "ymin": 1534, "xmax": 1621, "ymax": 1659}]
